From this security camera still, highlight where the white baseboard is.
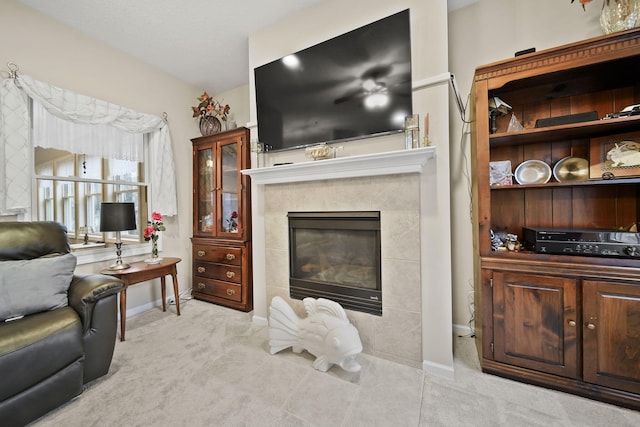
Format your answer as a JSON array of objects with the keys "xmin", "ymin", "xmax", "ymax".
[
  {"xmin": 118, "ymin": 289, "xmax": 191, "ymax": 320},
  {"xmin": 118, "ymin": 299, "xmax": 162, "ymax": 320},
  {"xmin": 252, "ymin": 315, "xmax": 268, "ymax": 327},
  {"xmin": 421, "ymin": 326, "xmax": 475, "ymax": 378},
  {"xmin": 423, "ymin": 359, "xmax": 455, "ymax": 379},
  {"xmin": 453, "ymin": 323, "xmax": 474, "ymax": 337}
]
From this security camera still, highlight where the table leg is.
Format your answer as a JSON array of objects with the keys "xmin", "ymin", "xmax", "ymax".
[
  {"xmin": 161, "ymin": 276, "xmax": 167, "ymax": 312},
  {"xmin": 120, "ymin": 288, "xmax": 127, "ymax": 342},
  {"xmin": 172, "ymin": 267, "xmax": 181, "ymax": 316}
]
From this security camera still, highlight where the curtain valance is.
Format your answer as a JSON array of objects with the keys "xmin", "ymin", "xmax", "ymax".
[
  {"xmin": 0, "ymin": 75, "xmax": 177, "ymax": 216},
  {"xmin": 32, "ymin": 100, "xmax": 144, "ymax": 162}
]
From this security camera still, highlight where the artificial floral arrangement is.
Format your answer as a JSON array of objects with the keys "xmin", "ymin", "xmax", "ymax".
[
  {"xmin": 226, "ymin": 211, "xmax": 238, "ymax": 232},
  {"xmin": 572, "ymin": 0, "xmax": 622, "ymax": 10},
  {"xmin": 191, "ymin": 92, "xmax": 230, "ymax": 121},
  {"xmin": 144, "ymin": 211, "xmax": 166, "ymax": 258}
]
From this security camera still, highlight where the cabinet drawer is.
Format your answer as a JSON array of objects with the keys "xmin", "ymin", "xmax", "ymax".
[
  {"xmin": 193, "ymin": 277, "xmax": 242, "ymax": 302},
  {"xmin": 193, "ymin": 245, "xmax": 241, "ymax": 265},
  {"xmin": 193, "ymin": 261, "xmax": 241, "ymax": 283}
]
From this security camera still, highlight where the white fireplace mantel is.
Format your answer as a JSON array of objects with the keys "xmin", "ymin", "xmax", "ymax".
[{"xmin": 241, "ymin": 146, "xmax": 436, "ymax": 184}]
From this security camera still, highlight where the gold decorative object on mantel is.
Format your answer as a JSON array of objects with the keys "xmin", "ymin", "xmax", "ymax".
[{"xmin": 305, "ymin": 143, "xmax": 334, "ymax": 160}]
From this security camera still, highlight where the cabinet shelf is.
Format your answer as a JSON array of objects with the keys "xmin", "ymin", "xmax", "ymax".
[
  {"xmin": 482, "ymin": 251, "xmax": 640, "ymax": 270},
  {"xmin": 490, "ymin": 176, "xmax": 640, "ymax": 190},
  {"xmin": 489, "ymin": 115, "xmax": 640, "ymax": 147}
]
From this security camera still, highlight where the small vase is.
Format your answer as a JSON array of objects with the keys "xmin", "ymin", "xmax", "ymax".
[
  {"xmin": 199, "ymin": 115, "xmax": 222, "ymax": 136},
  {"xmin": 151, "ymin": 237, "xmax": 159, "ymax": 259},
  {"xmin": 144, "ymin": 237, "xmax": 162, "ymax": 264},
  {"xmin": 600, "ymin": 0, "xmax": 640, "ymax": 34}
]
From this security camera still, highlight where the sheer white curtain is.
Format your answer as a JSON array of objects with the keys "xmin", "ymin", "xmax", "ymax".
[
  {"xmin": 0, "ymin": 78, "xmax": 29, "ymax": 214},
  {"xmin": 0, "ymin": 75, "xmax": 177, "ymax": 216},
  {"xmin": 32, "ymin": 100, "xmax": 144, "ymax": 161}
]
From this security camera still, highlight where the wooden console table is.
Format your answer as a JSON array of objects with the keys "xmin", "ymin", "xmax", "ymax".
[{"xmin": 101, "ymin": 257, "xmax": 181, "ymax": 341}]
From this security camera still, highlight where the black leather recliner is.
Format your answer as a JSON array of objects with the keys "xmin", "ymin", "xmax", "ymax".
[{"xmin": 0, "ymin": 222, "xmax": 124, "ymax": 427}]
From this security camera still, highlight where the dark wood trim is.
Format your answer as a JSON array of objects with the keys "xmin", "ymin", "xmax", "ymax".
[
  {"xmin": 475, "ymin": 28, "xmax": 640, "ymax": 87},
  {"xmin": 482, "ymin": 359, "xmax": 640, "ymax": 411}
]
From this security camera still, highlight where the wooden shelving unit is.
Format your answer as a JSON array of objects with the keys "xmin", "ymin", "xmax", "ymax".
[{"xmin": 471, "ymin": 28, "xmax": 640, "ymax": 409}]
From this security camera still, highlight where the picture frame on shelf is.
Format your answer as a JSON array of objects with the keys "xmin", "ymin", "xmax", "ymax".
[
  {"xmin": 589, "ymin": 131, "xmax": 640, "ymax": 179},
  {"xmin": 489, "ymin": 160, "xmax": 513, "ymax": 186}
]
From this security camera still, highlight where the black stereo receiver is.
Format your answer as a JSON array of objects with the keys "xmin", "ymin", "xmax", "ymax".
[{"xmin": 522, "ymin": 227, "xmax": 640, "ymax": 258}]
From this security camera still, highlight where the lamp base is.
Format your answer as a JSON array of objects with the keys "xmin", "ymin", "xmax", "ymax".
[
  {"xmin": 107, "ymin": 261, "xmax": 130, "ymax": 270},
  {"xmin": 107, "ymin": 239, "xmax": 130, "ymax": 270}
]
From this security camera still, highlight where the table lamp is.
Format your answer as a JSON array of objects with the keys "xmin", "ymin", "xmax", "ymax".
[
  {"xmin": 488, "ymin": 96, "xmax": 512, "ymax": 134},
  {"xmin": 78, "ymin": 226, "xmax": 93, "ymax": 245},
  {"xmin": 100, "ymin": 202, "xmax": 136, "ymax": 270}
]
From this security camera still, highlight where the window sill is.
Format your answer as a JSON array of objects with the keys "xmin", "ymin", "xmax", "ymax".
[
  {"xmin": 70, "ymin": 242, "xmax": 106, "ymax": 250},
  {"xmin": 73, "ymin": 243, "xmax": 151, "ymax": 266}
]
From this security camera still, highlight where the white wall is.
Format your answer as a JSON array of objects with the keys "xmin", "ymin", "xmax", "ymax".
[
  {"xmin": 0, "ymin": 0, "xmax": 202, "ymax": 313},
  {"xmin": 212, "ymin": 84, "xmax": 251, "ymax": 132},
  {"xmin": 447, "ymin": 0, "xmax": 604, "ymax": 329}
]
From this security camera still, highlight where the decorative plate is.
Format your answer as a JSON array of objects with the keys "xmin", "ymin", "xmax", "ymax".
[
  {"xmin": 553, "ymin": 156, "xmax": 589, "ymax": 183},
  {"xmin": 514, "ymin": 160, "xmax": 552, "ymax": 185}
]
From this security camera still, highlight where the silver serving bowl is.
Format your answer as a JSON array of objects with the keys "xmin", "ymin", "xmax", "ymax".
[{"xmin": 514, "ymin": 159, "xmax": 552, "ymax": 185}]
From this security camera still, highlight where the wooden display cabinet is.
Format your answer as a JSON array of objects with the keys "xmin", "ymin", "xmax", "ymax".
[
  {"xmin": 191, "ymin": 127, "xmax": 252, "ymax": 311},
  {"xmin": 471, "ymin": 29, "xmax": 640, "ymax": 409}
]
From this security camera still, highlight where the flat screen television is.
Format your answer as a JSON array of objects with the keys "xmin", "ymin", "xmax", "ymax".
[{"xmin": 254, "ymin": 9, "xmax": 412, "ymax": 152}]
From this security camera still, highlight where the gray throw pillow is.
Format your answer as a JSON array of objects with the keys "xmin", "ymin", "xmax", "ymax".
[{"xmin": 0, "ymin": 253, "xmax": 77, "ymax": 321}]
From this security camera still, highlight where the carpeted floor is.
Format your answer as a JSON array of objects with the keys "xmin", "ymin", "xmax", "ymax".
[{"xmin": 34, "ymin": 299, "xmax": 640, "ymax": 426}]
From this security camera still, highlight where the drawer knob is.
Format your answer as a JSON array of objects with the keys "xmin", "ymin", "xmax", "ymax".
[
  {"xmin": 226, "ymin": 289, "xmax": 235, "ymax": 296},
  {"xmin": 197, "ymin": 266, "xmax": 206, "ymax": 273},
  {"xmin": 226, "ymin": 253, "xmax": 236, "ymax": 261},
  {"xmin": 197, "ymin": 282, "xmax": 205, "ymax": 290},
  {"xmin": 226, "ymin": 271, "xmax": 235, "ymax": 279},
  {"xmin": 587, "ymin": 323, "xmax": 596, "ymax": 330},
  {"xmin": 568, "ymin": 320, "xmax": 576, "ymax": 327},
  {"xmin": 197, "ymin": 250, "xmax": 206, "ymax": 257}
]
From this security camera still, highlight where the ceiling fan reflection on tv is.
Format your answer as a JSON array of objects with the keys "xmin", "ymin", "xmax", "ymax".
[{"xmin": 333, "ymin": 64, "xmax": 408, "ymax": 109}]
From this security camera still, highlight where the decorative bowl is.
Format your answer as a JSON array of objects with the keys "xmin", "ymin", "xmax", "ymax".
[
  {"xmin": 553, "ymin": 156, "xmax": 589, "ymax": 183},
  {"xmin": 514, "ymin": 160, "xmax": 552, "ymax": 185}
]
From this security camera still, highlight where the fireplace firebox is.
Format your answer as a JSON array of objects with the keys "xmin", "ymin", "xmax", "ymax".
[{"xmin": 288, "ymin": 211, "xmax": 382, "ymax": 315}]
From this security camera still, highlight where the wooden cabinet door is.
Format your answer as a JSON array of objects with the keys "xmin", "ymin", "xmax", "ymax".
[
  {"xmin": 192, "ymin": 127, "xmax": 250, "ymax": 241},
  {"xmin": 217, "ymin": 138, "xmax": 243, "ymax": 239},
  {"xmin": 193, "ymin": 142, "xmax": 216, "ymax": 236},
  {"xmin": 493, "ymin": 271, "xmax": 579, "ymax": 378},
  {"xmin": 583, "ymin": 280, "xmax": 640, "ymax": 394}
]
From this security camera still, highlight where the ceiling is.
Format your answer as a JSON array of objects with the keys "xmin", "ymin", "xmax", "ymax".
[
  {"xmin": 18, "ymin": 0, "xmax": 325, "ymax": 94},
  {"xmin": 19, "ymin": 0, "xmax": 466, "ymax": 95}
]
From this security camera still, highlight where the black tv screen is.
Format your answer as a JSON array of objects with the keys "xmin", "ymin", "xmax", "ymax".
[{"xmin": 254, "ymin": 9, "xmax": 412, "ymax": 152}]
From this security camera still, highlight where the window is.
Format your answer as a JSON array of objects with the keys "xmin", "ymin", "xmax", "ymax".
[
  {"xmin": 32, "ymin": 99, "xmax": 149, "ymax": 248},
  {"xmin": 35, "ymin": 148, "xmax": 147, "ymax": 245}
]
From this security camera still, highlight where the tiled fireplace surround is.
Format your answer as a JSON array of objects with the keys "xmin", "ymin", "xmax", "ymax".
[{"xmin": 244, "ymin": 147, "xmax": 438, "ymax": 368}]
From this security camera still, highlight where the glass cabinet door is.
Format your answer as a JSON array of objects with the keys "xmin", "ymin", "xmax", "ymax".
[
  {"xmin": 197, "ymin": 147, "xmax": 215, "ymax": 233},
  {"xmin": 219, "ymin": 141, "xmax": 240, "ymax": 235}
]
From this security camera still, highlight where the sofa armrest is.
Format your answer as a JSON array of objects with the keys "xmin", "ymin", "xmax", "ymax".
[{"xmin": 68, "ymin": 274, "xmax": 123, "ymax": 331}]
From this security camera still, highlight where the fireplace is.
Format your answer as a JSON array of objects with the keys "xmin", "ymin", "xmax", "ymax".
[
  {"xmin": 288, "ymin": 211, "xmax": 382, "ymax": 315},
  {"xmin": 243, "ymin": 147, "xmax": 452, "ymax": 371}
]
